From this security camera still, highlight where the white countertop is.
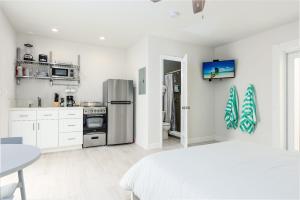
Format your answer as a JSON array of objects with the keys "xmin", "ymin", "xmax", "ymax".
[{"xmin": 9, "ymin": 107, "xmax": 83, "ymax": 111}]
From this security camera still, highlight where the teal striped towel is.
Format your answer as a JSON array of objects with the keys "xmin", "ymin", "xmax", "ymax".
[
  {"xmin": 224, "ymin": 86, "xmax": 239, "ymax": 129},
  {"xmin": 240, "ymin": 84, "xmax": 257, "ymax": 134}
]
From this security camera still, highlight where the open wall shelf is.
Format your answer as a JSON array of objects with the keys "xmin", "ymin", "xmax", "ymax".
[
  {"xmin": 16, "ymin": 54, "xmax": 81, "ymax": 86},
  {"xmin": 17, "ymin": 60, "xmax": 80, "ymax": 68}
]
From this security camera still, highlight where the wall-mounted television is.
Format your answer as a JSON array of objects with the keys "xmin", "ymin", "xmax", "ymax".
[{"xmin": 202, "ymin": 60, "xmax": 235, "ymax": 80}]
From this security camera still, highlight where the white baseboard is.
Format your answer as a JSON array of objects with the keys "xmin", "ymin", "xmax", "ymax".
[
  {"xmin": 147, "ymin": 142, "xmax": 162, "ymax": 149},
  {"xmin": 188, "ymin": 135, "xmax": 216, "ymax": 144},
  {"xmin": 214, "ymin": 134, "xmax": 226, "ymax": 142},
  {"xmin": 135, "ymin": 141, "xmax": 148, "ymax": 149}
]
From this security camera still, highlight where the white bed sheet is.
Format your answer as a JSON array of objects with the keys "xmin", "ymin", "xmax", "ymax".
[{"xmin": 120, "ymin": 141, "xmax": 300, "ymax": 200}]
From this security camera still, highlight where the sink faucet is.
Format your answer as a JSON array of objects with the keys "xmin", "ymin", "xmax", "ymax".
[{"xmin": 38, "ymin": 97, "xmax": 42, "ymax": 107}]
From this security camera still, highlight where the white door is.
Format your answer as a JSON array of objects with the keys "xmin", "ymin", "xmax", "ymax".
[
  {"xmin": 10, "ymin": 120, "xmax": 36, "ymax": 146},
  {"xmin": 287, "ymin": 52, "xmax": 300, "ymax": 151},
  {"xmin": 37, "ymin": 120, "xmax": 59, "ymax": 149},
  {"xmin": 181, "ymin": 54, "xmax": 189, "ymax": 148}
]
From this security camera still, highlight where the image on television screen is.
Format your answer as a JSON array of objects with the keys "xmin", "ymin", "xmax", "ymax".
[{"xmin": 203, "ymin": 60, "xmax": 235, "ymax": 79}]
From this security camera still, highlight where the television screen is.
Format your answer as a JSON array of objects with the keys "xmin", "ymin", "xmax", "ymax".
[{"xmin": 203, "ymin": 60, "xmax": 235, "ymax": 79}]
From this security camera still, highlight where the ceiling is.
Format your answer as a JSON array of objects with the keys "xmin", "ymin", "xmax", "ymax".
[{"xmin": 0, "ymin": 0, "xmax": 298, "ymax": 48}]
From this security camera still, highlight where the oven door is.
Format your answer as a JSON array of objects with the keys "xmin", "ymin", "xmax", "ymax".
[
  {"xmin": 83, "ymin": 114, "xmax": 107, "ymax": 132},
  {"xmin": 52, "ymin": 67, "xmax": 69, "ymax": 77}
]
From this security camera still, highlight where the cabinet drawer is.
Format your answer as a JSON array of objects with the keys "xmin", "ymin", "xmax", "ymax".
[
  {"xmin": 59, "ymin": 109, "xmax": 83, "ymax": 119},
  {"xmin": 10, "ymin": 111, "xmax": 36, "ymax": 121},
  {"xmin": 59, "ymin": 119, "xmax": 83, "ymax": 132},
  {"xmin": 37, "ymin": 110, "xmax": 58, "ymax": 120},
  {"xmin": 59, "ymin": 132, "xmax": 82, "ymax": 146}
]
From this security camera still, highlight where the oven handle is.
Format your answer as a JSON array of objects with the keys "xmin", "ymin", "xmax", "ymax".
[
  {"xmin": 84, "ymin": 114, "xmax": 106, "ymax": 117},
  {"xmin": 110, "ymin": 101, "xmax": 131, "ymax": 104}
]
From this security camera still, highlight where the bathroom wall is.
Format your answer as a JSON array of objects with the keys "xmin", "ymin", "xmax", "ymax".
[{"xmin": 163, "ymin": 60, "xmax": 181, "ymax": 74}]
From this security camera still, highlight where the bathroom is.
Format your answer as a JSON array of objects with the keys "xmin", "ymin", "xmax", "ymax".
[{"xmin": 162, "ymin": 59, "xmax": 182, "ymax": 146}]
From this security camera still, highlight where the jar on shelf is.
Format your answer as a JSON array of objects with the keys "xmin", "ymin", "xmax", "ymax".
[{"xmin": 16, "ymin": 65, "xmax": 23, "ymax": 77}]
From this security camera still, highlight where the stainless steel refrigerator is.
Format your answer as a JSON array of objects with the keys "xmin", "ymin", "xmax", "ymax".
[{"xmin": 103, "ymin": 79, "xmax": 134, "ymax": 145}]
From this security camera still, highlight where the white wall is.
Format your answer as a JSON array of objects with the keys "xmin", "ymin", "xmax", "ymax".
[
  {"xmin": 0, "ymin": 9, "xmax": 16, "ymax": 138},
  {"xmin": 16, "ymin": 34, "xmax": 129, "ymax": 106},
  {"xmin": 126, "ymin": 37, "xmax": 149, "ymax": 148},
  {"xmin": 213, "ymin": 21, "xmax": 299, "ymax": 147},
  {"xmin": 147, "ymin": 36, "xmax": 214, "ymax": 147}
]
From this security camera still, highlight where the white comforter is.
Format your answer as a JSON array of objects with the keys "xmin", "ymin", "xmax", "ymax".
[{"xmin": 120, "ymin": 141, "xmax": 300, "ymax": 200}]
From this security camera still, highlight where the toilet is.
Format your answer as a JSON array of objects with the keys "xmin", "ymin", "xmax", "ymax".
[
  {"xmin": 162, "ymin": 122, "xmax": 170, "ymax": 140},
  {"xmin": 162, "ymin": 111, "xmax": 170, "ymax": 140}
]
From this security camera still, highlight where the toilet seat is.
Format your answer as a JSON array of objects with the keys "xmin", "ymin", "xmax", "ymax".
[{"xmin": 163, "ymin": 122, "xmax": 170, "ymax": 126}]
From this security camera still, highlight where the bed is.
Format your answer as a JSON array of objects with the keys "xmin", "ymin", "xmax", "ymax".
[{"xmin": 120, "ymin": 141, "xmax": 300, "ymax": 200}]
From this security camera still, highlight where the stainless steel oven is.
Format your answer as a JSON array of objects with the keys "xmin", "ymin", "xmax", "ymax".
[{"xmin": 83, "ymin": 107, "xmax": 107, "ymax": 148}]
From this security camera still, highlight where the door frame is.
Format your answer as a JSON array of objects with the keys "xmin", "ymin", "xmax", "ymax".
[
  {"xmin": 287, "ymin": 52, "xmax": 300, "ymax": 151},
  {"xmin": 272, "ymin": 40, "xmax": 300, "ymax": 150},
  {"xmin": 159, "ymin": 55, "xmax": 188, "ymax": 148}
]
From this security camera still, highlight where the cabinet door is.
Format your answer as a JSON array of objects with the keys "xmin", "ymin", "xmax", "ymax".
[
  {"xmin": 37, "ymin": 120, "xmax": 59, "ymax": 149},
  {"xmin": 10, "ymin": 121, "xmax": 36, "ymax": 146}
]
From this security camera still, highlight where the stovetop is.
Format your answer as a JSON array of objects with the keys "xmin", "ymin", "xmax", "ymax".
[{"xmin": 80, "ymin": 101, "xmax": 103, "ymax": 107}]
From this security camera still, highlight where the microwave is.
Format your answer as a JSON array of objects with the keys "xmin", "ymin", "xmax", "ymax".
[{"xmin": 51, "ymin": 67, "xmax": 75, "ymax": 78}]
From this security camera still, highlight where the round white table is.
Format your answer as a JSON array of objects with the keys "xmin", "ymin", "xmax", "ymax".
[{"xmin": 0, "ymin": 144, "xmax": 41, "ymax": 200}]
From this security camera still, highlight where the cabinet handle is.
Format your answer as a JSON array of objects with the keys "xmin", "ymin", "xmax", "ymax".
[
  {"xmin": 68, "ymin": 124, "xmax": 76, "ymax": 127},
  {"xmin": 33, "ymin": 123, "xmax": 35, "ymax": 131},
  {"xmin": 43, "ymin": 114, "xmax": 52, "ymax": 117},
  {"xmin": 181, "ymin": 106, "xmax": 191, "ymax": 110},
  {"xmin": 68, "ymin": 113, "xmax": 76, "ymax": 116},
  {"xmin": 38, "ymin": 123, "xmax": 40, "ymax": 130},
  {"xmin": 20, "ymin": 114, "xmax": 28, "ymax": 118},
  {"xmin": 68, "ymin": 137, "xmax": 76, "ymax": 140}
]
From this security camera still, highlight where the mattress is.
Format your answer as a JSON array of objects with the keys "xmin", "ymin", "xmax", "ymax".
[{"xmin": 120, "ymin": 141, "xmax": 300, "ymax": 200}]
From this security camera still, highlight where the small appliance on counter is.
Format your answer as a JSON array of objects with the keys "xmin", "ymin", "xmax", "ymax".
[
  {"xmin": 23, "ymin": 43, "xmax": 34, "ymax": 61},
  {"xmin": 66, "ymin": 96, "xmax": 75, "ymax": 107},
  {"xmin": 82, "ymin": 102, "xmax": 107, "ymax": 148},
  {"xmin": 60, "ymin": 98, "xmax": 65, "ymax": 107}
]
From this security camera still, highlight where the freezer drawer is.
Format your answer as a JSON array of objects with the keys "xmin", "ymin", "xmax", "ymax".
[
  {"xmin": 107, "ymin": 103, "xmax": 133, "ymax": 145},
  {"xmin": 83, "ymin": 132, "xmax": 106, "ymax": 148}
]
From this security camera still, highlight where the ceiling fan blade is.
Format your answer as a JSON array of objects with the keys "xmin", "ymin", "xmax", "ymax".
[{"xmin": 192, "ymin": 0, "xmax": 205, "ymax": 14}]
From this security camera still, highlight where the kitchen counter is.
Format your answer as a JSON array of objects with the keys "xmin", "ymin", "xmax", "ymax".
[{"xmin": 9, "ymin": 107, "xmax": 83, "ymax": 111}]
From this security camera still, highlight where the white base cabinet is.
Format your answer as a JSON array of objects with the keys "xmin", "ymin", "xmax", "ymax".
[
  {"xmin": 9, "ymin": 108, "xmax": 83, "ymax": 153},
  {"xmin": 37, "ymin": 120, "xmax": 59, "ymax": 149},
  {"xmin": 10, "ymin": 120, "xmax": 36, "ymax": 146}
]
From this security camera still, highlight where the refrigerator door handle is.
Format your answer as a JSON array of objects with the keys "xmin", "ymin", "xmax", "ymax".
[{"xmin": 110, "ymin": 101, "xmax": 131, "ymax": 104}]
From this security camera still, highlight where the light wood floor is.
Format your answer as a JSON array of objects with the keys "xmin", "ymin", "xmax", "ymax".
[
  {"xmin": 1, "ymin": 139, "xmax": 182, "ymax": 200},
  {"xmin": 163, "ymin": 136, "xmax": 182, "ymax": 149}
]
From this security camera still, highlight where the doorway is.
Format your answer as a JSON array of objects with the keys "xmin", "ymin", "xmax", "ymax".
[
  {"xmin": 287, "ymin": 52, "xmax": 300, "ymax": 151},
  {"xmin": 160, "ymin": 55, "xmax": 188, "ymax": 149}
]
